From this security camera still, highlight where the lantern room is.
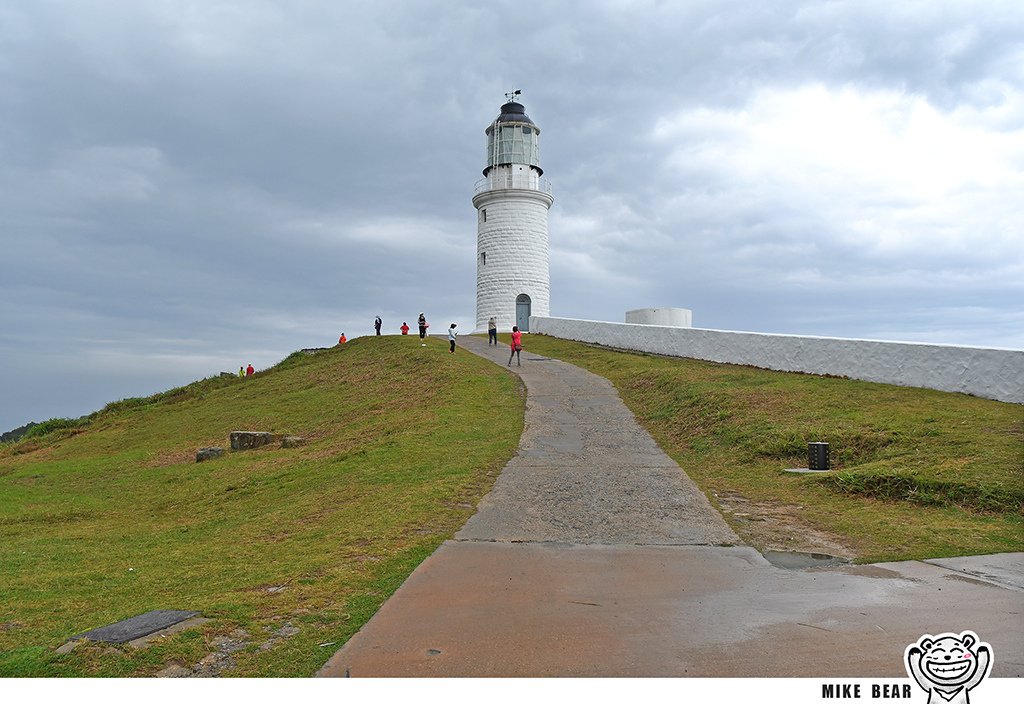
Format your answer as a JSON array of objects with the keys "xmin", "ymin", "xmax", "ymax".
[{"xmin": 484, "ymin": 101, "xmax": 543, "ymax": 176}]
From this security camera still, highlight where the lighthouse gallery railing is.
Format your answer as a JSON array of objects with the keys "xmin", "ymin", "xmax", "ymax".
[{"xmin": 474, "ymin": 174, "xmax": 553, "ymax": 196}]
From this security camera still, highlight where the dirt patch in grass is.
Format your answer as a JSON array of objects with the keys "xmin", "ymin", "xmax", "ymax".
[
  {"xmin": 1, "ymin": 441, "xmax": 55, "ymax": 460},
  {"xmin": 713, "ymin": 490, "xmax": 856, "ymax": 558},
  {"xmin": 730, "ymin": 387, "xmax": 800, "ymax": 418},
  {"xmin": 151, "ymin": 448, "xmax": 203, "ymax": 467}
]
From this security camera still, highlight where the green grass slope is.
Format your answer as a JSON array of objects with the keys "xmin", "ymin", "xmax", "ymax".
[
  {"xmin": 0, "ymin": 336, "xmax": 524, "ymax": 676},
  {"xmin": 517, "ymin": 334, "xmax": 1023, "ymax": 562}
]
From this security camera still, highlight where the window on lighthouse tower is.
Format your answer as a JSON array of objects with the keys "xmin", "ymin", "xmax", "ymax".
[{"xmin": 480, "ymin": 252, "xmax": 486, "ymax": 266}]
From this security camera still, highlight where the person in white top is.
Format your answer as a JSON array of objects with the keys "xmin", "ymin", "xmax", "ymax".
[{"xmin": 448, "ymin": 323, "xmax": 458, "ymax": 354}]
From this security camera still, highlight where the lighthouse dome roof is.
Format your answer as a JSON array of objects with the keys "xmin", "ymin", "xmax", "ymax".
[{"xmin": 495, "ymin": 101, "xmax": 536, "ymax": 126}]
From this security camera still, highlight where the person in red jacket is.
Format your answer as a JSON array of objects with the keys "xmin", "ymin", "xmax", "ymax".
[
  {"xmin": 245, "ymin": 363, "xmax": 255, "ymax": 376},
  {"xmin": 508, "ymin": 326, "xmax": 522, "ymax": 367},
  {"xmin": 338, "ymin": 333, "xmax": 347, "ymax": 344},
  {"xmin": 400, "ymin": 322, "xmax": 410, "ymax": 335}
]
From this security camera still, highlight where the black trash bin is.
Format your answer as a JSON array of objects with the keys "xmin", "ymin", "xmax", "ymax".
[{"xmin": 808, "ymin": 442, "xmax": 830, "ymax": 471}]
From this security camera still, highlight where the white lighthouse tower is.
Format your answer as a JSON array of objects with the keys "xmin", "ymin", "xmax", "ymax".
[{"xmin": 473, "ymin": 93, "xmax": 553, "ymax": 333}]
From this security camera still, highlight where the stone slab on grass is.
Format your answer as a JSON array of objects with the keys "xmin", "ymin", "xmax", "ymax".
[
  {"xmin": 125, "ymin": 616, "xmax": 210, "ymax": 649},
  {"xmin": 196, "ymin": 447, "xmax": 224, "ymax": 462},
  {"xmin": 70, "ymin": 610, "xmax": 200, "ymax": 644},
  {"xmin": 230, "ymin": 431, "xmax": 273, "ymax": 451}
]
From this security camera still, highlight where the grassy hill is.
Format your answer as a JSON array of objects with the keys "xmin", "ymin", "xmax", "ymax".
[
  {"xmin": 0, "ymin": 336, "xmax": 524, "ymax": 677},
  {"xmin": 2, "ymin": 331, "xmax": 1021, "ymax": 677},
  {"xmin": 516, "ymin": 334, "xmax": 1023, "ymax": 562}
]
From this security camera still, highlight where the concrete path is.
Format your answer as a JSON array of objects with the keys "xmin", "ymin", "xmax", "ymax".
[{"xmin": 319, "ymin": 335, "xmax": 1024, "ymax": 677}]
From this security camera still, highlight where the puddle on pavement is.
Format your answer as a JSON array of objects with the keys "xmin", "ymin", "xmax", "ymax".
[{"xmin": 762, "ymin": 550, "xmax": 850, "ymax": 570}]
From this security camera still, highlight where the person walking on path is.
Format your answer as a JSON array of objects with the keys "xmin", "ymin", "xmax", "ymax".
[
  {"xmin": 400, "ymin": 322, "xmax": 410, "ymax": 335},
  {"xmin": 338, "ymin": 333, "xmax": 347, "ymax": 344},
  {"xmin": 508, "ymin": 326, "xmax": 523, "ymax": 366},
  {"xmin": 488, "ymin": 317, "xmax": 498, "ymax": 346},
  {"xmin": 448, "ymin": 323, "xmax": 458, "ymax": 354},
  {"xmin": 238, "ymin": 366, "xmax": 245, "ymax": 378},
  {"xmin": 418, "ymin": 313, "xmax": 428, "ymax": 341},
  {"xmin": 374, "ymin": 316, "xmax": 382, "ymax": 336},
  {"xmin": 246, "ymin": 363, "xmax": 255, "ymax": 376}
]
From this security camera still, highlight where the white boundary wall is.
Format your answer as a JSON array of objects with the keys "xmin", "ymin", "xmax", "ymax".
[{"xmin": 531, "ymin": 316, "xmax": 1024, "ymax": 403}]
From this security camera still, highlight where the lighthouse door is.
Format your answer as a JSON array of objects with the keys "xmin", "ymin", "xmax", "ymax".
[{"xmin": 516, "ymin": 294, "xmax": 532, "ymax": 332}]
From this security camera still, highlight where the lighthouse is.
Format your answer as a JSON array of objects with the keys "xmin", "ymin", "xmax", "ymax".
[{"xmin": 473, "ymin": 93, "xmax": 554, "ymax": 333}]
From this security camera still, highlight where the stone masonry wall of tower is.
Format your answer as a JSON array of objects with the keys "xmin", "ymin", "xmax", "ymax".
[{"xmin": 475, "ymin": 192, "xmax": 550, "ymax": 332}]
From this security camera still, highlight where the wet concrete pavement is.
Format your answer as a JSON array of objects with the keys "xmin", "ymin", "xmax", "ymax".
[{"xmin": 319, "ymin": 335, "xmax": 1024, "ymax": 677}]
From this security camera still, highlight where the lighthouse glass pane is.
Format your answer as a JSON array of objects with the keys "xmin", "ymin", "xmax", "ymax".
[
  {"xmin": 511, "ymin": 134, "xmax": 526, "ymax": 162},
  {"xmin": 498, "ymin": 126, "xmax": 514, "ymax": 164}
]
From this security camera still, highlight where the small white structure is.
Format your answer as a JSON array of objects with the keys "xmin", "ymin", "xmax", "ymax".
[
  {"xmin": 625, "ymin": 307, "xmax": 693, "ymax": 327},
  {"xmin": 473, "ymin": 95, "xmax": 554, "ymax": 332}
]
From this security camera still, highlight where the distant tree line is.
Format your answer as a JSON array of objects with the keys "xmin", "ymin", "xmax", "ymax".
[{"xmin": 1, "ymin": 421, "xmax": 39, "ymax": 443}]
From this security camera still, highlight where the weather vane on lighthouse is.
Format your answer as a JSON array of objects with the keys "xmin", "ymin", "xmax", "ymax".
[{"xmin": 505, "ymin": 89, "xmax": 522, "ymax": 103}]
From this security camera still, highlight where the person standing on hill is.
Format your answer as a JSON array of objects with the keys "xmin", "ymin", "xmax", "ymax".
[
  {"xmin": 418, "ymin": 313, "xmax": 428, "ymax": 340},
  {"xmin": 488, "ymin": 316, "xmax": 497, "ymax": 346},
  {"xmin": 238, "ymin": 366, "xmax": 245, "ymax": 378},
  {"xmin": 338, "ymin": 333, "xmax": 347, "ymax": 344},
  {"xmin": 508, "ymin": 326, "xmax": 523, "ymax": 367},
  {"xmin": 246, "ymin": 363, "xmax": 255, "ymax": 376},
  {"xmin": 374, "ymin": 316, "xmax": 382, "ymax": 336},
  {"xmin": 400, "ymin": 322, "xmax": 410, "ymax": 335},
  {"xmin": 448, "ymin": 323, "xmax": 458, "ymax": 354}
]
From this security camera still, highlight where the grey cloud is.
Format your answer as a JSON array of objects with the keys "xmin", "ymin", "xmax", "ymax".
[{"xmin": 1, "ymin": 0, "xmax": 1022, "ymax": 431}]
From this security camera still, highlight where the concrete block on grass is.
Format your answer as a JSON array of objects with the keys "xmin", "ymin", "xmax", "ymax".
[
  {"xmin": 230, "ymin": 431, "xmax": 273, "ymax": 451},
  {"xmin": 196, "ymin": 447, "xmax": 224, "ymax": 463}
]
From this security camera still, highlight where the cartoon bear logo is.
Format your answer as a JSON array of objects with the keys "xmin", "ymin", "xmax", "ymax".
[{"xmin": 905, "ymin": 631, "xmax": 992, "ymax": 704}]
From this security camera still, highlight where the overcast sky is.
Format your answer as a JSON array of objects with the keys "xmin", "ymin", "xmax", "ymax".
[{"xmin": 1, "ymin": 0, "xmax": 1022, "ymax": 432}]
